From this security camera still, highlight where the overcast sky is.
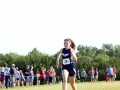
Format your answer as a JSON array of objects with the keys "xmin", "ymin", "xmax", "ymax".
[{"xmin": 0, "ymin": 0, "xmax": 120, "ymax": 55}]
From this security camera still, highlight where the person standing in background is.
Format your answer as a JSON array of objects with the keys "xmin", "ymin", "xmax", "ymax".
[
  {"xmin": 0, "ymin": 67, "xmax": 5, "ymax": 89},
  {"xmin": 89, "ymin": 67, "xmax": 95, "ymax": 83},
  {"xmin": 48, "ymin": 66, "xmax": 54, "ymax": 85},
  {"xmin": 112, "ymin": 65, "xmax": 116, "ymax": 82},
  {"xmin": 4, "ymin": 63, "xmax": 10, "ymax": 89},
  {"xmin": 81, "ymin": 69, "xmax": 86, "ymax": 83},
  {"xmin": 94, "ymin": 68, "xmax": 99, "ymax": 82},
  {"xmin": 76, "ymin": 70, "xmax": 80, "ymax": 83},
  {"xmin": 20, "ymin": 70, "xmax": 24, "ymax": 86},
  {"xmin": 29, "ymin": 66, "xmax": 34, "ymax": 86},
  {"xmin": 105, "ymin": 68, "xmax": 109, "ymax": 82},
  {"xmin": 40, "ymin": 67, "xmax": 46, "ymax": 85},
  {"xmin": 10, "ymin": 64, "xmax": 16, "ymax": 88},
  {"xmin": 45, "ymin": 69, "xmax": 49, "ymax": 84},
  {"xmin": 52, "ymin": 69, "xmax": 56, "ymax": 84},
  {"xmin": 15, "ymin": 67, "xmax": 20, "ymax": 87},
  {"xmin": 36, "ymin": 71, "xmax": 40, "ymax": 85},
  {"xmin": 24, "ymin": 65, "xmax": 30, "ymax": 86},
  {"xmin": 108, "ymin": 65, "xmax": 114, "ymax": 82},
  {"xmin": 8, "ymin": 68, "xmax": 12, "ymax": 88}
]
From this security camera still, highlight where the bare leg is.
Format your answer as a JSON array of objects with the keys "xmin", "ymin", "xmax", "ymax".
[
  {"xmin": 62, "ymin": 69, "xmax": 69, "ymax": 90},
  {"xmin": 17, "ymin": 80, "xmax": 20, "ymax": 86},
  {"xmin": 1, "ymin": 81, "xmax": 5, "ymax": 89},
  {"xmin": 38, "ymin": 80, "xmax": 40, "ymax": 85},
  {"xmin": 26, "ymin": 82, "xmax": 29, "ymax": 86},
  {"xmin": 69, "ymin": 76, "xmax": 77, "ymax": 90},
  {"xmin": 91, "ymin": 78, "xmax": 92, "ymax": 82},
  {"xmin": 21, "ymin": 81, "xmax": 24, "ymax": 86},
  {"xmin": 12, "ymin": 82, "xmax": 16, "ymax": 88}
]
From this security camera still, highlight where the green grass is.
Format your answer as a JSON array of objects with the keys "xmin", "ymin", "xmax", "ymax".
[{"xmin": 8, "ymin": 81, "xmax": 120, "ymax": 90}]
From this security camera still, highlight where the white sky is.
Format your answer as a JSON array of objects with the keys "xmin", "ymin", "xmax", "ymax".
[{"xmin": 0, "ymin": 0, "xmax": 120, "ymax": 55}]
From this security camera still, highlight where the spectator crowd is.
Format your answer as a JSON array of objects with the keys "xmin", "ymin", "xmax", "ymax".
[
  {"xmin": 0, "ymin": 63, "xmax": 117, "ymax": 89},
  {"xmin": 0, "ymin": 63, "xmax": 56, "ymax": 89},
  {"xmin": 76, "ymin": 65, "xmax": 116, "ymax": 83}
]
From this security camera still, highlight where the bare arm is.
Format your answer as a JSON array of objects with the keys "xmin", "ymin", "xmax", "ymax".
[
  {"xmin": 70, "ymin": 49, "xmax": 77, "ymax": 62},
  {"xmin": 56, "ymin": 48, "xmax": 62, "ymax": 62},
  {"xmin": 56, "ymin": 48, "xmax": 62, "ymax": 68}
]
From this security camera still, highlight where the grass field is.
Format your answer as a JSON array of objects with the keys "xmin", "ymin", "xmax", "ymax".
[{"xmin": 8, "ymin": 81, "xmax": 120, "ymax": 90}]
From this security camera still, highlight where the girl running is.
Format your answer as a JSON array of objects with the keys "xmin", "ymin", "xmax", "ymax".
[{"xmin": 56, "ymin": 38, "xmax": 77, "ymax": 90}]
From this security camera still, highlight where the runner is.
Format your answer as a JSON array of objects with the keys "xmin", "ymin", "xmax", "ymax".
[{"xmin": 56, "ymin": 38, "xmax": 77, "ymax": 90}]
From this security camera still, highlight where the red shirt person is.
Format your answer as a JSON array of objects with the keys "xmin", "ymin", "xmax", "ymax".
[
  {"xmin": 89, "ymin": 68, "xmax": 95, "ymax": 82},
  {"xmin": 48, "ymin": 66, "xmax": 54, "ymax": 85},
  {"xmin": 105, "ymin": 68, "xmax": 109, "ymax": 82},
  {"xmin": 39, "ymin": 67, "xmax": 46, "ymax": 85}
]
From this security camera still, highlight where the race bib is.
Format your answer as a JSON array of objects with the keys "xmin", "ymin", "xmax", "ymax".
[{"xmin": 63, "ymin": 58, "xmax": 70, "ymax": 65}]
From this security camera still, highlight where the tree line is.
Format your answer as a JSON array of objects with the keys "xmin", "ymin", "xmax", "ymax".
[{"xmin": 0, "ymin": 43, "xmax": 120, "ymax": 81}]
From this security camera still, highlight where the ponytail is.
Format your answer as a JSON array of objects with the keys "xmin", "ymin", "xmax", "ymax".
[{"xmin": 64, "ymin": 38, "xmax": 76, "ymax": 50}]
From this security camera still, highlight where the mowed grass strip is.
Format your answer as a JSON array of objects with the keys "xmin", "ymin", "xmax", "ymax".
[{"xmin": 8, "ymin": 81, "xmax": 120, "ymax": 90}]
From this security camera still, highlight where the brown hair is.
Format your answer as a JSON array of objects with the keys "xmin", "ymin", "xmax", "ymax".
[
  {"xmin": 64, "ymin": 38, "xmax": 76, "ymax": 50},
  {"xmin": 4, "ymin": 63, "xmax": 7, "ymax": 67}
]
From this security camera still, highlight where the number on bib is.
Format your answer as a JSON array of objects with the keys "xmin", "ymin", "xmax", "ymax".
[{"xmin": 63, "ymin": 58, "xmax": 70, "ymax": 65}]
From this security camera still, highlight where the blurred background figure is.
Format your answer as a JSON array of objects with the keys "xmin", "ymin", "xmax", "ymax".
[
  {"xmin": 24, "ymin": 65, "xmax": 30, "ymax": 86},
  {"xmin": 112, "ymin": 65, "xmax": 116, "ymax": 82},
  {"xmin": 29, "ymin": 66, "xmax": 34, "ymax": 86},
  {"xmin": 89, "ymin": 67, "xmax": 95, "ymax": 83},
  {"xmin": 52, "ymin": 68, "xmax": 56, "ymax": 84},
  {"xmin": 45, "ymin": 69, "xmax": 49, "ymax": 84},
  {"xmin": 76, "ymin": 70, "xmax": 80, "ymax": 83},
  {"xmin": 81, "ymin": 69, "xmax": 86, "ymax": 83},
  {"xmin": 4, "ymin": 63, "xmax": 10, "ymax": 89},
  {"xmin": 15, "ymin": 67, "xmax": 20, "ymax": 87},
  {"xmin": 36, "ymin": 70, "xmax": 40, "ymax": 85},
  {"xmin": 108, "ymin": 65, "xmax": 113, "ymax": 82},
  {"xmin": 48, "ymin": 66, "xmax": 53, "ymax": 85},
  {"xmin": 0, "ymin": 67, "xmax": 5, "ymax": 89},
  {"xmin": 105, "ymin": 68, "xmax": 109, "ymax": 82},
  {"xmin": 94, "ymin": 68, "xmax": 99, "ymax": 82},
  {"xmin": 10, "ymin": 64, "xmax": 16, "ymax": 88},
  {"xmin": 40, "ymin": 67, "xmax": 46, "ymax": 85},
  {"xmin": 20, "ymin": 70, "xmax": 25, "ymax": 86}
]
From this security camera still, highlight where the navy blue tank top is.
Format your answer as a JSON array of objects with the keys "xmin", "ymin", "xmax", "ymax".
[{"xmin": 62, "ymin": 48, "xmax": 75, "ymax": 68}]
